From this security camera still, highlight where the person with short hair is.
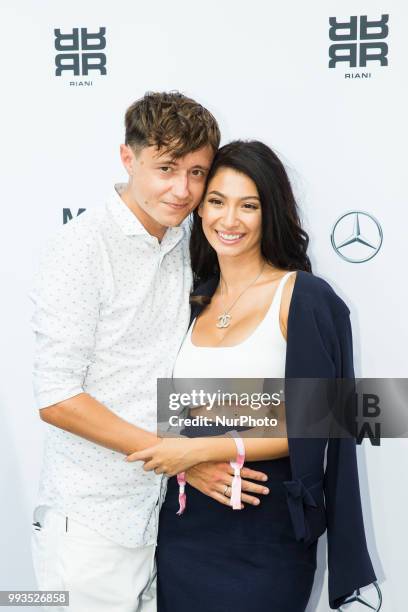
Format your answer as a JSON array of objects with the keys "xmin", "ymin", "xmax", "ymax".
[{"xmin": 30, "ymin": 93, "xmax": 269, "ymax": 612}]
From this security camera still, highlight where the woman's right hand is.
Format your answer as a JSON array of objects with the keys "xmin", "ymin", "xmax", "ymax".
[{"xmin": 185, "ymin": 462, "xmax": 270, "ymax": 508}]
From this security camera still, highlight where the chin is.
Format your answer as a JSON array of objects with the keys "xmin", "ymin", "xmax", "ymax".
[
  {"xmin": 164, "ymin": 215, "xmax": 186, "ymax": 227},
  {"xmin": 160, "ymin": 207, "xmax": 192, "ymax": 227},
  {"xmin": 210, "ymin": 244, "xmax": 246, "ymax": 257}
]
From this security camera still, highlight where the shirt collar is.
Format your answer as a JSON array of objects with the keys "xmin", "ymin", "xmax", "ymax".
[
  {"xmin": 108, "ymin": 184, "xmax": 185, "ymax": 246},
  {"xmin": 108, "ymin": 184, "xmax": 149, "ymax": 237}
]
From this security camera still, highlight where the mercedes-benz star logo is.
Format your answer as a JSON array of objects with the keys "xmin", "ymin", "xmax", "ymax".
[
  {"xmin": 338, "ymin": 583, "xmax": 382, "ymax": 611},
  {"xmin": 331, "ymin": 211, "xmax": 383, "ymax": 263}
]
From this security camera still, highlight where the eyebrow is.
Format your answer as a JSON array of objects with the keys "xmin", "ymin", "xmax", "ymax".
[
  {"xmin": 155, "ymin": 159, "xmax": 177, "ymax": 165},
  {"xmin": 155, "ymin": 160, "xmax": 210, "ymax": 171},
  {"xmin": 207, "ymin": 190, "xmax": 260, "ymax": 201}
]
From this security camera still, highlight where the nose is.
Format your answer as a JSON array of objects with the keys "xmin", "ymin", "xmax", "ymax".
[
  {"xmin": 220, "ymin": 205, "xmax": 240, "ymax": 229},
  {"xmin": 171, "ymin": 172, "xmax": 190, "ymax": 200}
]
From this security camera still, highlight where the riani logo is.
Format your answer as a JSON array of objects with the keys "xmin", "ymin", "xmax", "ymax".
[
  {"xmin": 328, "ymin": 15, "xmax": 389, "ymax": 80},
  {"xmin": 54, "ymin": 27, "xmax": 107, "ymax": 87}
]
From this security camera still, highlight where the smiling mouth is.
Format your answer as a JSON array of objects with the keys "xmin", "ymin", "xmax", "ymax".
[{"xmin": 215, "ymin": 230, "xmax": 245, "ymax": 244}]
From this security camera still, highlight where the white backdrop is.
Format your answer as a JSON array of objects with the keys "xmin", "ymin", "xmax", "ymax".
[{"xmin": 1, "ymin": 1, "xmax": 407, "ymax": 610}]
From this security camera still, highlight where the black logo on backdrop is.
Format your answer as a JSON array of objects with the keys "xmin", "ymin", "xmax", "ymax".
[
  {"xmin": 63, "ymin": 208, "xmax": 86, "ymax": 224},
  {"xmin": 329, "ymin": 15, "xmax": 389, "ymax": 76},
  {"xmin": 54, "ymin": 28, "xmax": 107, "ymax": 80}
]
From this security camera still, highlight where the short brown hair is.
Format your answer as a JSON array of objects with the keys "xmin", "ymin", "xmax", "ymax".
[{"xmin": 125, "ymin": 91, "xmax": 220, "ymax": 158}]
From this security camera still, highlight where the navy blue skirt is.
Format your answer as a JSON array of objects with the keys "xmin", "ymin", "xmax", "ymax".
[{"xmin": 157, "ymin": 456, "xmax": 316, "ymax": 612}]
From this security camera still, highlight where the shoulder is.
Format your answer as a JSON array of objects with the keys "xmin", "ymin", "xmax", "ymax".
[
  {"xmin": 60, "ymin": 206, "xmax": 106, "ymax": 240},
  {"xmin": 286, "ymin": 272, "xmax": 354, "ymax": 377},
  {"xmin": 46, "ymin": 207, "xmax": 106, "ymax": 252},
  {"xmin": 36, "ymin": 207, "xmax": 108, "ymax": 277},
  {"xmin": 292, "ymin": 270, "xmax": 350, "ymax": 319}
]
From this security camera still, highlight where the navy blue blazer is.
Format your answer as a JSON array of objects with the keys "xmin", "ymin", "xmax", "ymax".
[{"xmin": 190, "ymin": 270, "xmax": 376, "ymax": 610}]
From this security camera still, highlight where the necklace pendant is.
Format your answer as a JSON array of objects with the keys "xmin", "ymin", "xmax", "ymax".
[{"xmin": 216, "ymin": 313, "xmax": 232, "ymax": 329}]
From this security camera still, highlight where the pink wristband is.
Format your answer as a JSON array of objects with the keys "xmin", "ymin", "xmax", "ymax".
[
  {"xmin": 176, "ymin": 430, "xmax": 245, "ymax": 515},
  {"xmin": 227, "ymin": 430, "xmax": 245, "ymax": 510},
  {"xmin": 176, "ymin": 472, "xmax": 187, "ymax": 516}
]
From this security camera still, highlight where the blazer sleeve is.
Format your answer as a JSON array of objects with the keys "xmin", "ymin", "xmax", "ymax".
[{"xmin": 324, "ymin": 312, "xmax": 376, "ymax": 609}]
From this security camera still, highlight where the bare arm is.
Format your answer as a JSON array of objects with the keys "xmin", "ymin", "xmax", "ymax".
[
  {"xmin": 41, "ymin": 396, "xmax": 271, "ymax": 507},
  {"xmin": 191, "ymin": 435, "xmax": 289, "ymax": 464},
  {"xmin": 127, "ymin": 393, "xmax": 289, "ymax": 473},
  {"xmin": 40, "ymin": 393, "xmax": 158, "ymax": 455},
  {"xmin": 126, "ymin": 433, "xmax": 288, "ymax": 476}
]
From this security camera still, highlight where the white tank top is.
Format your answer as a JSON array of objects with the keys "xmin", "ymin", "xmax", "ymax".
[{"xmin": 173, "ymin": 272, "xmax": 295, "ymax": 380}]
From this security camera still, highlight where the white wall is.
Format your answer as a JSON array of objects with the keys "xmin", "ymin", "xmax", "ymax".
[{"xmin": 1, "ymin": 1, "xmax": 406, "ymax": 610}]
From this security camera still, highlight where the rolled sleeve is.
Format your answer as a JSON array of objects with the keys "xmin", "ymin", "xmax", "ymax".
[{"xmin": 31, "ymin": 222, "xmax": 103, "ymax": 409}]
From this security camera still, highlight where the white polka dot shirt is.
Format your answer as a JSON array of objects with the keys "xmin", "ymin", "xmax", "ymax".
[{"xmin": 31, "ymin": 184, "xmax": 192, "ymax": 547}]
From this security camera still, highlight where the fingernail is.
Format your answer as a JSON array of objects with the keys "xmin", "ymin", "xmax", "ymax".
[
  {"xmin": 262, "ymin": 476, "xmax": 268, "ymax": 481},
  {"xmin": 263, "ymin": 488, "xmax": 269, "ymax": 494},
  {"xmin": 253, "ymin": 499, "xmax": 260, "ymax": 505}
]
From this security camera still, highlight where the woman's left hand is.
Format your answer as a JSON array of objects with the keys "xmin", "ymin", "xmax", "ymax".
[{"xmin": 125, "ymin": 437, "xmax": 204, "ymax": 476}]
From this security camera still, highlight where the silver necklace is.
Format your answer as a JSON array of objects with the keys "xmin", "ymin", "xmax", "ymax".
[{"xmin": 216, "ymin": 263, "xmax": 266, "ymax": 329}]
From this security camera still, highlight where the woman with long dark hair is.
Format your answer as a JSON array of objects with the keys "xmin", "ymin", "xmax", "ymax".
[{"xmin": 128, "ymin": 141, "xmax": 376, "ymax": 611}]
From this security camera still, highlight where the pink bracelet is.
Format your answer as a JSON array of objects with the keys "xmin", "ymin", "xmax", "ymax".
[
  {"xmin": 227, "ymin": 430, "xmax": 245, "ymax": 510},
  {"xmin": 176, "ymin": 472, "xmax": 187, "ymax": 516},
  {"xmin": 176, "ymin": 430, "xmax": 245, "ymax": 515}
]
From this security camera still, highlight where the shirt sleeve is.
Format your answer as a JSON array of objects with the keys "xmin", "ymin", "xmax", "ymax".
[{"xmin": 30, "ymin": 222, "xmax": 104, "ymax": 409}]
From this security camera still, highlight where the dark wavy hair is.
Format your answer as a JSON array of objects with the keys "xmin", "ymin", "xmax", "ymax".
[{"xmin": 190, "ymin": 140, "xmax": 311, "ymax": 285}]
